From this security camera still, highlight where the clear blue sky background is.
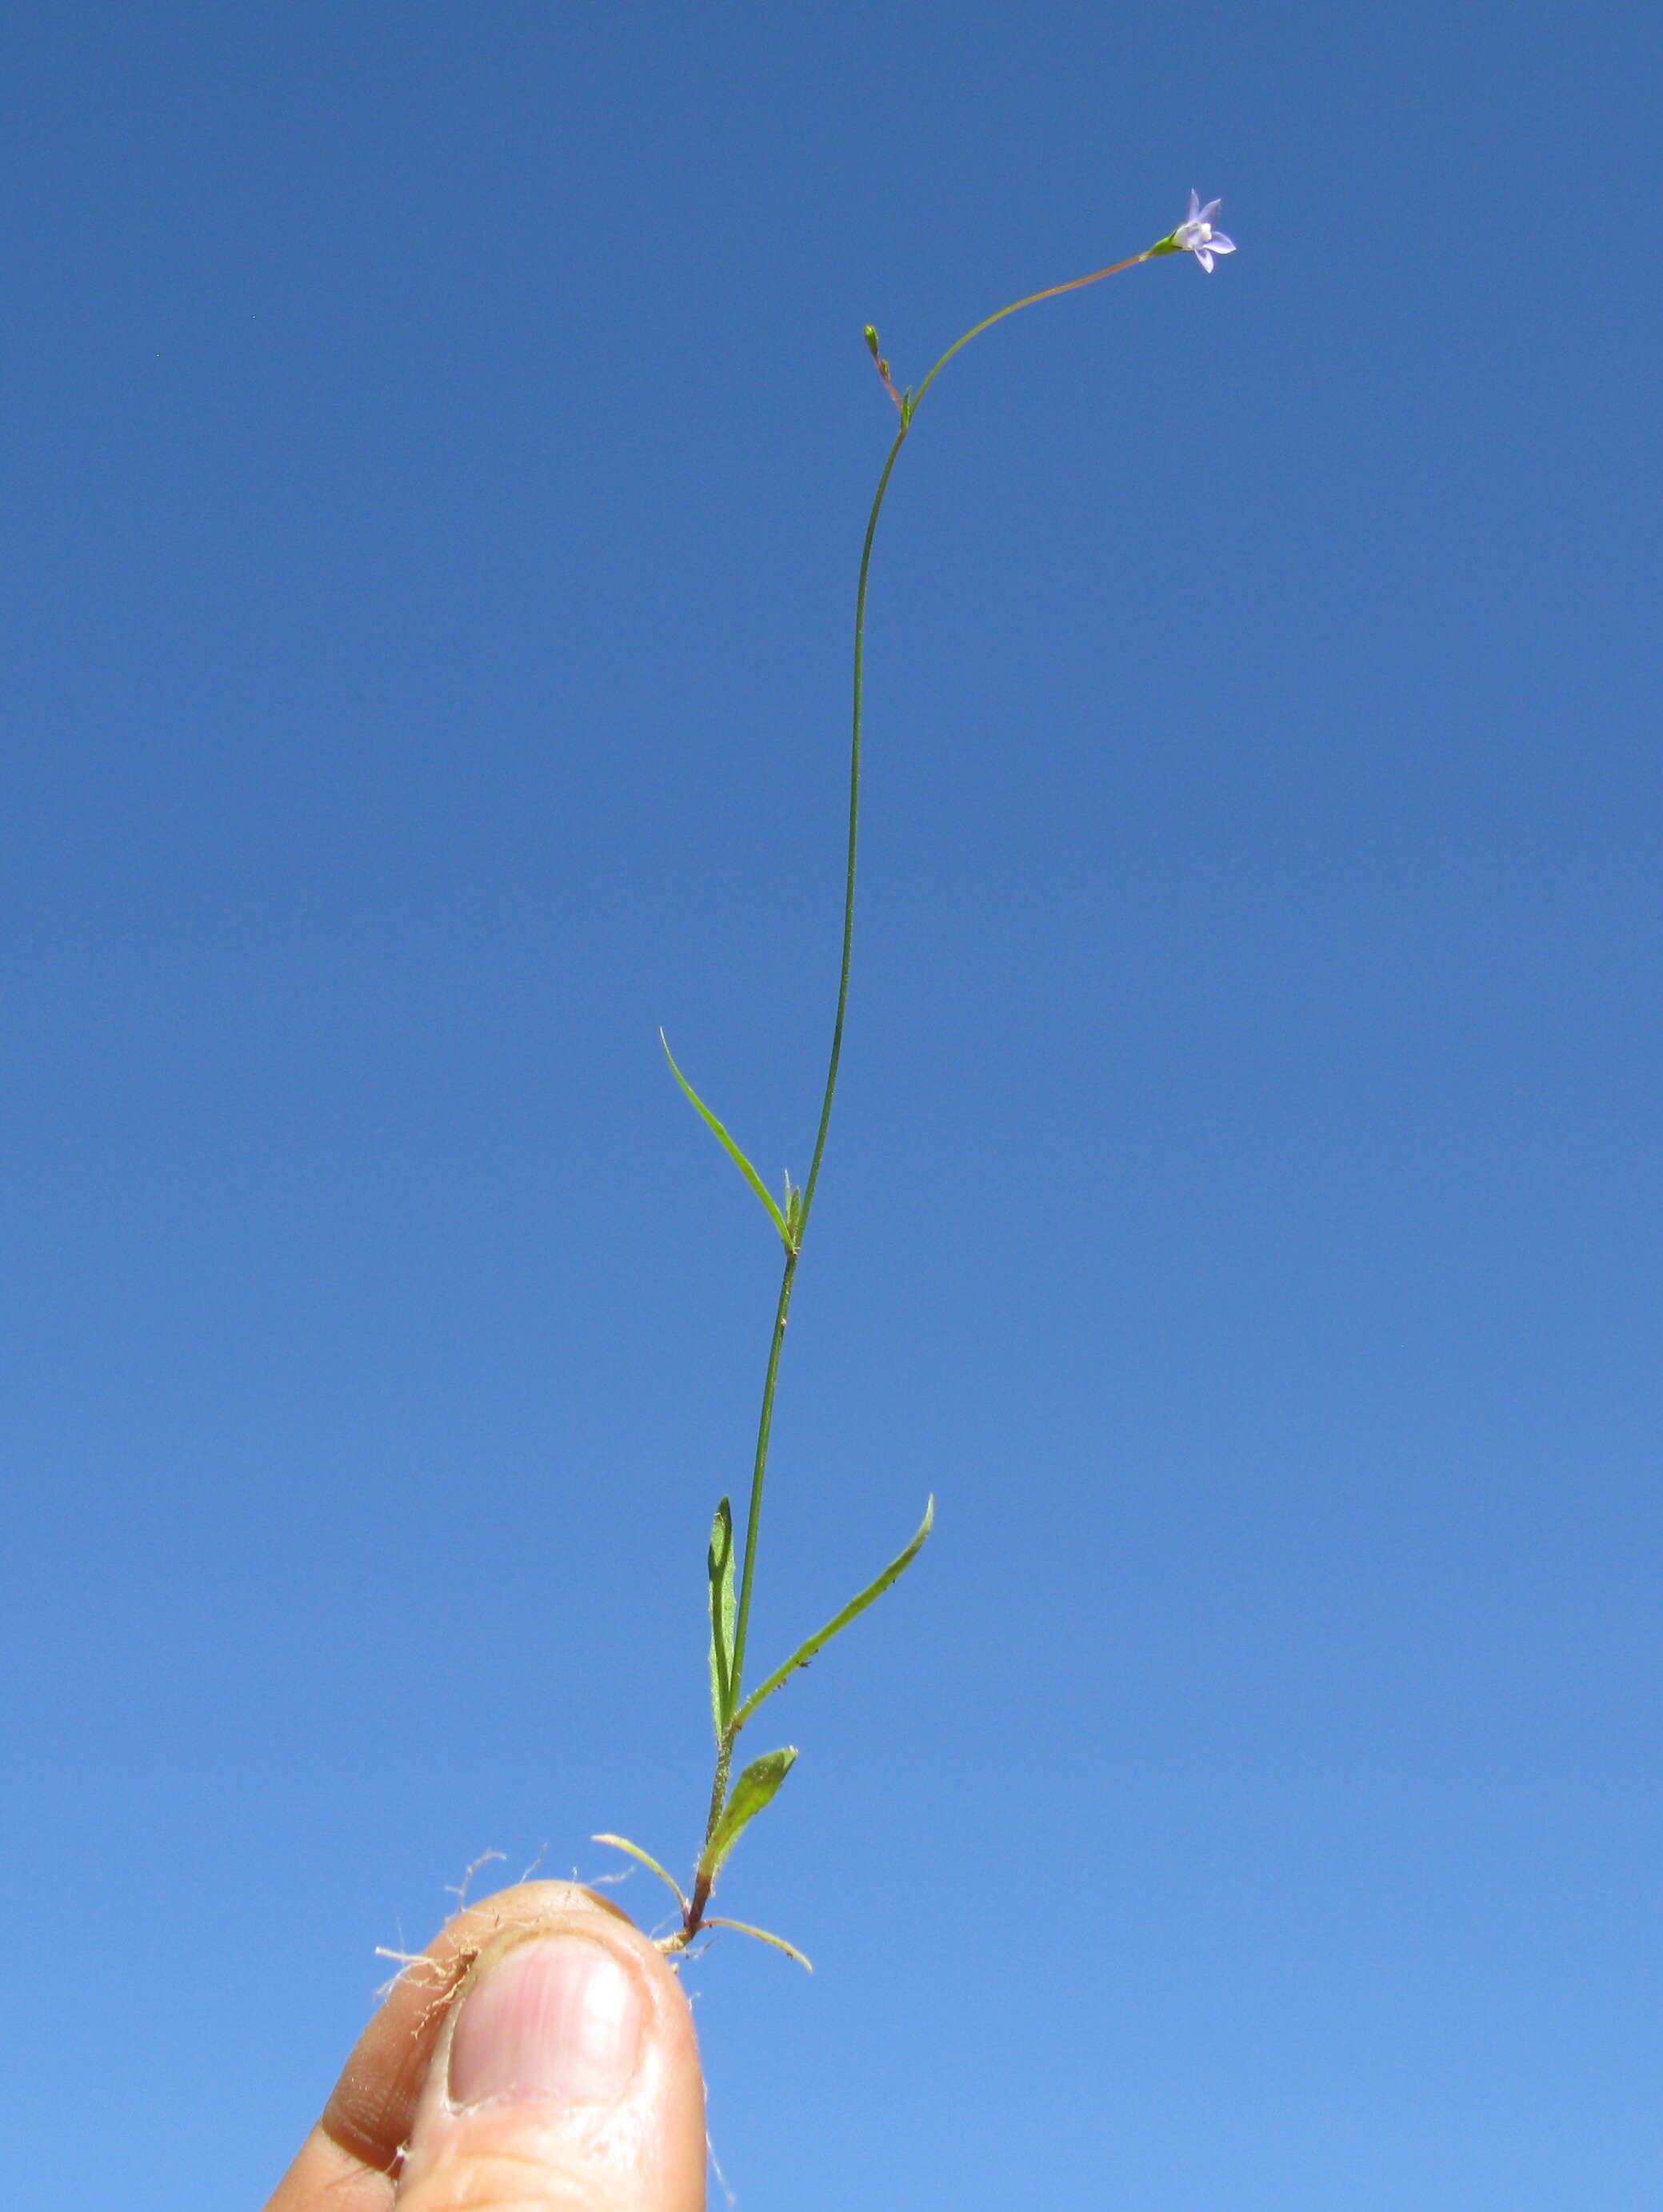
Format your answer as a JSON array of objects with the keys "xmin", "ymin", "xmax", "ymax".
[{"xmin": 5, "ymin": 4, "xmax": 1659, "ymax": 2206}]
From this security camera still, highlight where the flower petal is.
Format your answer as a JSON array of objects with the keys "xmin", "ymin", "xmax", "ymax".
[
  {"xmin": 1196, "ymin": 198, "xmax": 1222, "ymax": 226},
  {"xmin": 1207, "ymin": 232, "xmax": 1236, "ymax": 254},
  {"xmin": 1194, "ymin": 246, "xmax": 1215, "ymax": 272},
  {"xmin": 1185, "ymin": 188, "xmax": 1201, "ymax": 221}
]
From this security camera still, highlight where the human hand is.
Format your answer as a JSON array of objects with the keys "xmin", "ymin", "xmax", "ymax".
[{"xmin": 266, "ymin": 1882, "xmax": 707, "ymax": 2212}]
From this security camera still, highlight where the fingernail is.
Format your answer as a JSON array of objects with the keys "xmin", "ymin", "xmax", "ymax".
[{"xmin": 448, "ymin": 1934, "xmax": 644, "ymax": 2109}]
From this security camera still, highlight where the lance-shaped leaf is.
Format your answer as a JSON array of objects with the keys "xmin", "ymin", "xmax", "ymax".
[
  {"xmin": 660, "ymin": 1031, "xmax": 795, "ymax": 1251},
  {"xmin": 732, "ymin": 1495, "xmax": 934, "ymax": 1733},
  {"xmin": 707, "ymin": 1496, "xmax": 737, "ymax": 1739},
  {"xmin": 697, "ymin": 1745, "xmax": 797, "ymax": 1887}
]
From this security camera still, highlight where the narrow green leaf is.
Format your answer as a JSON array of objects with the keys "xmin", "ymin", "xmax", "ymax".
[
  {"xmin": 592, "ymin": 1832, "xmax": 688, "ymax": 1913},
  {"xmin": 704, "ymin": 1916, "xmax": 814, "ymax": 1972},
  {"xmin": 697, "ymin": 1746, "xmax": 797, "ymax": 1885},
  {"xmin": 707, "ymin": 1497, "xmax": 737, "ymax": 1739},
  {"xmin": 660, "ymin": 1031, "xmax": 795, "ymax": 1250},
  {"xmin": 732, "ymin": 1495, "xmax": 934, "ymax": 1733}
]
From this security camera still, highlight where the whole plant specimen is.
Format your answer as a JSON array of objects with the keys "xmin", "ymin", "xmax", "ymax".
[{"xmin": 598, "ymin": 196, "xmax": 1237, "ymax": 1968}]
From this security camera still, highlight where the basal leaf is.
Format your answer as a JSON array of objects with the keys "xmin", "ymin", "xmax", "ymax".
[
  {"xmin": 697, "ymin": 1745, "xmax": 797, "ymax": 1886},
  {"xmin": 704, "ymin": 1916, "xmax": 814, "ymax": 1972},
  {"xmin": 592, "ymin": 1832, "xmax": 688, "ymax": 1913}
]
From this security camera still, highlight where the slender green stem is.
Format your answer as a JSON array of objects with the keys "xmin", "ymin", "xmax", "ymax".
[
  {"xmin": 702, "ymin": 1737, "xmax": 734, "ymax": 1860},
  {"xmin": 690, "ymin": 238, "xmax": 1153, "ymax": 1916},
  {"xmin": 797, "ymin": 246, "xmax": 1153, "ymax": 1249},
  {"xmin": 798, "ymin": 421, "xmax": 909, "ymax": 1240},
  {"xmin": 726, "ymin": 1252, "xmax": 797, "ymax": 1713},
  {"xmin": 719, "ymin": 421, "xmax": 906, "ymax": 1781}
]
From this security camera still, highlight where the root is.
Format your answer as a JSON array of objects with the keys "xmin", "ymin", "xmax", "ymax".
[
  {"xmin": 373, "ymin": 1943, "xmax": 476, "ymax": 2030},
  {"xmin": 444, "ymin": 1848, "xmax": 506, "ymax": 1914}
]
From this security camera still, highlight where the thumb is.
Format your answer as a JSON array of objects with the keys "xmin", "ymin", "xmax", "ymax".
[{"xmin": 395, "ymin": 1896, "xmax": 707, "ymax": 2212}]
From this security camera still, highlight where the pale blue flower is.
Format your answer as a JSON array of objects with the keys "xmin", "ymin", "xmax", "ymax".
[{"xmin": 1172, "ymin": 190, "xmax": 1236, "ymax": 273}]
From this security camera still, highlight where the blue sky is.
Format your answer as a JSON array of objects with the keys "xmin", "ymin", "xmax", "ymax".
[{"xmin": 5, "ymin": 3, "xmax": 1660, "ymax": 2206}]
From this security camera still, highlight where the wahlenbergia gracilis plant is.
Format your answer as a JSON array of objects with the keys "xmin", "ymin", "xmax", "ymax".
[{"xmin": 596, "ymin": 194, "xmax": 1237, "ymax": 1970}]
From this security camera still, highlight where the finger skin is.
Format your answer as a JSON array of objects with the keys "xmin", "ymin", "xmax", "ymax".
[
  {"xmin": 265, "ymin": 1882, "xmax": 702, "ymax": 2212},
  {"xmin": 394, "ymin": 1913, "xmax": 706, "ymax": 2212}
]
